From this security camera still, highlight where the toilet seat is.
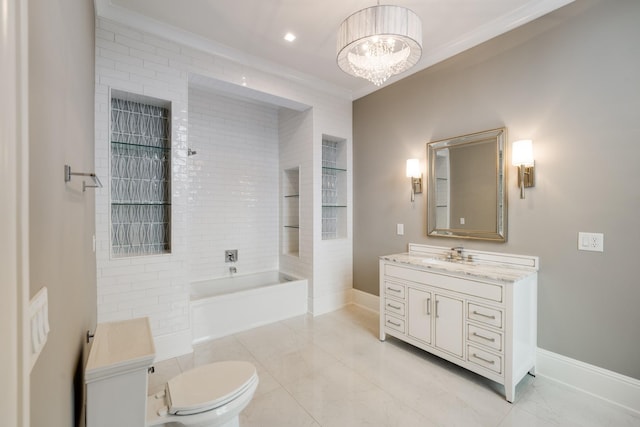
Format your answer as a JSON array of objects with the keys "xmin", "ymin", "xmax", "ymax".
[{"xmin": 166, "ymin": 361, "xmax": 258, "ymax": 416}]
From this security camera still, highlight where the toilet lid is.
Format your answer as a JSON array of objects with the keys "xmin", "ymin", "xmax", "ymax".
[{"xmin": 166, "ymin": 361, "xmax": 257, "ymax": 416}]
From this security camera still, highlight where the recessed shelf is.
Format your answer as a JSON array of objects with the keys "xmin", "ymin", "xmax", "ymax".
[
  {"xmin": 112, "ymin": 202, "xmax": 172, "ymax": 206},
  {"xmin": 322, "ymin": 137, "xmax": 347, "ymax": 240},
  {"xmin": 283, "ymin": 167, "xmax": 300, "ymax": 257},
  {"xmin": 111, "ymin": 95, "xmax": 171, "ymax": 258},
  {"xmin": 111, "ymin": 141, "xmax": 171, "ymax": 151}
]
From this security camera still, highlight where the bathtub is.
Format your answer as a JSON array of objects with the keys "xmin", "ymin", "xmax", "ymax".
[{"xmin": 191, "ymin": 271, "xmax": 308, "ymax": 344}]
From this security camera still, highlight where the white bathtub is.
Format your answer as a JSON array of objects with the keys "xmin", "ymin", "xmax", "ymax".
[{"xmin": 191, "ymin": 271, "xmax": 308, "ymax": 344}]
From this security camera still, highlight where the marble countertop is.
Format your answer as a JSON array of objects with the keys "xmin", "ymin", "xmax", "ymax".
[{"xmin": 380, "ymin": 252, "xmax": 537, "ymax": 283}]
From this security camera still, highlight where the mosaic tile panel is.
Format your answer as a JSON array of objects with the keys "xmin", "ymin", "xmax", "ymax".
[{"xmin": 111, "ymin": 97, "xmax": 171, "ymax": 257}]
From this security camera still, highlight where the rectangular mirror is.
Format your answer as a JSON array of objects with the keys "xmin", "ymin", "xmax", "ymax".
[{"xmin": 427, "ymin": 128, "xmax": 507, "ymax": 241}]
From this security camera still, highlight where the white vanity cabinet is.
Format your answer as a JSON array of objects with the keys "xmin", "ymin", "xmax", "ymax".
[
  {"xmin": 407, "ymin": 287, "xmax": 464, "ymax": 357},
  {"xmin": 380, "ymin": 245, "xmax": 538, "ymax": 402}
]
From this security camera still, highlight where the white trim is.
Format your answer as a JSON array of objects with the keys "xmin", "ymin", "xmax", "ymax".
[
  {"xmin": 0, "ymin": 0, "xmax": 30, "ymax": 424},
  {"xmin": 310, "ymin": 289, "xmax": 352, "ymax": 316},
  {"xmin": 18, "ymin": 0, "xmax": 30, "ymax": 420},
  {"xmin": 348, "ymin": 292, "xmax": 639, "ymax": 415},
  {"xmin": 351, "ymin": 288, "xmax": 379, "ymax": 313},
  {"xmin": 352, "ymin": 0, "xmax": 575, "ymax": 99},
  {"xmin": 536, "ymin": 348, "xmax": 640, "ymax": 415},
  {"xmin": 94, "ymin": 0, "xmax": 351, "ymax": 100},
  {"xmin": 95, "ymin": 0, "xmax": 573, "ymax": 101},
  {"xmin": 0, "ymin": 2, "xmax": 21, "ymax": 424}
]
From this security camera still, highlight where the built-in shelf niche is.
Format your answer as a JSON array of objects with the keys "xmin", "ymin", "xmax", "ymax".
[
  {"xmin": 283, "ymin": 167, "xmax": 300, "ymax": 256},
  {"xmin": 322, "ymin": 135, "xmax": 347, "ymax": 240},
  {"xmin": 110, "ymin": 90, "xmax": 171, "ymax": 257}
]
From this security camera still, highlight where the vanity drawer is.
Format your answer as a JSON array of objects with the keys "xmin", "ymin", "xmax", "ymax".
[
  {"xmin": 468, "ymin": 303, "xmax": 503, "ymax": 329},
  {"xmin": 384, "ymin": 281, "xmax": 406, "ymax": 299},
  {"xmin": 467, "ymin": 345, "xmax": 502, "ymax": 374},
  {"xmin": 467, "ymin": 324, "xmax": 503, "ymax": 352},
  {"xmin": 384, "ymin": 264, "xmax": 503, "ymax": 302},
  {"xmin": 384, "ymin": 299, "xmax": 406, "ymax": 317},
  {"xmin": 384, "ymin": 315, "xmax": 405, "ymax": 333}
]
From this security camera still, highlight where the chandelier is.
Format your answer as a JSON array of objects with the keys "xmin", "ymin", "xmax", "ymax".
[{"xmin": 337, "ymin": 4, "xmax": 423, "ymax": 86}]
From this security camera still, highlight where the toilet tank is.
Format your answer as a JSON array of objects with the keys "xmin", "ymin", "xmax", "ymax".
[{"xmin": 85, "ymin": 317, "xmax": 155, "ymax": 427}]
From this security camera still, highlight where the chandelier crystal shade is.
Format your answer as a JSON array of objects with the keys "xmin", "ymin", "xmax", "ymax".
[{"xmin": 337, "ymin": 5, "xmax": 423, "ymax": 86}]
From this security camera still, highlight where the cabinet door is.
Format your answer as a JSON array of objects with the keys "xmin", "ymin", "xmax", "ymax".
[
  {"xmin": 434, "ymin": 294, "xmax": 463, "ymax": 357},
  {"xmin": 408, "ymin": 288, "xmax": 432, "ymax": 344}
]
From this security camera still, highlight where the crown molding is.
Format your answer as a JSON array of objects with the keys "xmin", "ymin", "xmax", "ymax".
[
  {"xmin": 352, "ymin": 0, "xmax": 575, "ymax": 99},
  {"xmin": 95, "ymin": 0, "xmax": 574, "ymax": 101},
  {"xmin": 93, "ymin": 0, "xmax": 353, "ymax": 100}
]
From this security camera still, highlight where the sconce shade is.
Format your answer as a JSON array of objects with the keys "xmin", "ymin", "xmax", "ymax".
[
  {"xmin": 512, "ymin": 140, "xmax": 534, "ymax": 166},
  {"xmin": 512, "ymin": 139, "xmax": 535, "ymax": 199},
  {"xmin": 406, "ymin": 158, "xmax": 420, "ymax": 178}
]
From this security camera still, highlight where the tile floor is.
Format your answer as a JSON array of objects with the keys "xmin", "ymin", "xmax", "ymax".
[{"xmin": 149, "ymin": 305, "xmax": 640, "ymax": 426}]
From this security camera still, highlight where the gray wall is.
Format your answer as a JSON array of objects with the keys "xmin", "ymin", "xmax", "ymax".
[
  {"xmin": 353, "ymin": 0, "xmax": 640, "ymax": 380},
  {"xmin": 29, "ymin": 0, "xmax": 96, "ymax": 425}
]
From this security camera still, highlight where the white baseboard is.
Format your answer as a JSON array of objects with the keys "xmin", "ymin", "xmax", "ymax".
[
  {"xmin": 348, "ymin": 290, "xmax": 640, "ymax": 414},
  {"xmin": 536, "ymin": 348, "xmax": 640, "ymax": 415},
  {"xmin": 153, "ymin": 329, "xmax": 193, "ymax": 362},
  {"xmin": 311, "ymin": 289, "xmax": 352, "ymax": 316},
  {"xmin": 351, "ymin": 288, "xmax": 379, "ymax": 313}
]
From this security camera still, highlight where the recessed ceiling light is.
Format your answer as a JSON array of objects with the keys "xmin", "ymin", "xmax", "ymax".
[{"xmin": 284, "ymin": 32, "xmax": 296, "ymax": 42}]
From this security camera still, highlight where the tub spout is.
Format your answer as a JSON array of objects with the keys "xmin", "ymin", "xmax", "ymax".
[{"xmin": 229, "ymin": 266, "xmax": 237, "ymax": 275}]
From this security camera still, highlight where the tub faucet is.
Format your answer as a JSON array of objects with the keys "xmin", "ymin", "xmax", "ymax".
[
  {"xmin": 229, "ymin": 266, "xmax": 237, "ymax": 275},
  {"xmin": 450, "ymin": 246, "xmax": 464, "ymax": 261}
]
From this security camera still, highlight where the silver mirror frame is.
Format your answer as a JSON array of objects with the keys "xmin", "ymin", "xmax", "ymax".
[{"xmin": 426, "ymin": 127, "xmax": 507, "ymax": 242}]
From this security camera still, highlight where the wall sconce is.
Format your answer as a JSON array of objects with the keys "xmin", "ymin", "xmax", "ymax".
[
  {"xmin": 406, "ymin": 158, "xmax": 422, "ymax": 202},
  {"xmin": 511, "ymin": 140, "xmax": 535, "ymax": 199}
]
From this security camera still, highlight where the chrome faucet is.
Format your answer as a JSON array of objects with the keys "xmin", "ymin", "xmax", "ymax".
[
  {"xmin": 229, "ymin": 266, "xmax": 237, "ymax": 275},
  {"xmin": 450, "ymin": 246, "xmax": 464, "ymax": 261}
]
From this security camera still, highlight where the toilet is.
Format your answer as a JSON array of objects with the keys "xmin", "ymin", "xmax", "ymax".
[
  {"xmin": 85, "ymin": 318, "xmax": 258, "ymax": 427},
  {"xmin": 147, "ymin": 361, "xmax": 259, "ymax": 427}
]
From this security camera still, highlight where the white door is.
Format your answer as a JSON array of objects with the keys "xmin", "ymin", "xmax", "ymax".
[
  {"xmin": 434, "ymin": 294, "xmax": 463, "ymax": 357},
  {"xmin": 408, "ymin": 288, "xmax": 432, "ymax": 344}
]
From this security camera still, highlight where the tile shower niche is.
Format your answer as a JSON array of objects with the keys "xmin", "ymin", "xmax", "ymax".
[
  {"xmin": 322, "ymin": 136, "xmax": 347, "ymax": 240},
  {"xmin": 110, "ymin": 92, "xmax": 171, "ymax": 257},
  {"xmin": 282, "ymin": 167, "xmax": 300, "ymax": 256}
]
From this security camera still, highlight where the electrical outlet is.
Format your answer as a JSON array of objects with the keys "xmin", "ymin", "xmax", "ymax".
[
  {"xmin": 578, "ymin": 232, "xmax": 604, "ymax": 252},
  {"xmin": 396, "ymin": 224, "xmax": 404, "ymax": 235}
]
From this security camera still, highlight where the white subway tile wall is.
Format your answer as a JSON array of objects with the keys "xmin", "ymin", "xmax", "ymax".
[
  {"xmin": 94, "ymin": 17, "xmax": 353, "ymax": 359},
  {"xmin": 187, "ymin": 89, "xmax": 279, "ymax": 281},
  {"xmin": 95, "ymin": 19, "xmax": 190, "ymax": 347},
  {"xmin": 279, "ymin": 109, "xmax": 314, "ymax": 291}
]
